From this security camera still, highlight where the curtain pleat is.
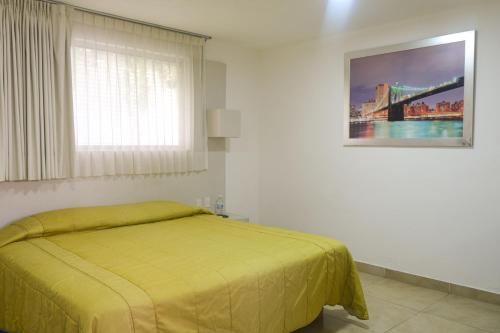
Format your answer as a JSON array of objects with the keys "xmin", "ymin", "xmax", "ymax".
[
  {"xmin": 71, "ymin": 11, "xmax": 207, "ymax": 177},
  {"xmin": 0, "ymin": 0, "xmax": 74, "ymax": 181}
]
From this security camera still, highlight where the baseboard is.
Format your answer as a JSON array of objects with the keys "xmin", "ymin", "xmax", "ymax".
[{"xmin": 355, "ymin": 261, "xmax": 500, "ymax": 306}]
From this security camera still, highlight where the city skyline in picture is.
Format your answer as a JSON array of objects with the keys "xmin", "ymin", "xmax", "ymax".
[{"xmin": 348, "ymin": 40, "xmax": 466, "ymax": 140}]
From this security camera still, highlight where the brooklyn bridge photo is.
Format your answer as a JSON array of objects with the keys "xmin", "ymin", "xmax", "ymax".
[{"xmin": 348, "ymin": 40, "xmax": 466, "ymax": 140}]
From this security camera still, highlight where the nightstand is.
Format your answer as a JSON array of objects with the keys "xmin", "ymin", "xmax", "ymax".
[{"xmin": 219, "ymin": 213, "xmax": 250, "ymax": 223}]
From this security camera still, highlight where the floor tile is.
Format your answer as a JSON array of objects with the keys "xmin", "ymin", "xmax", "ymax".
[
  {"xmin": 365, "ymin": 278, "xmax": 448, "ymax": 311},
  {"xmin": 325, "ymin": 294, "xmax": 417, "ymax": 333},
  {"xmin": 295, "ymin": 313, "xmax": 375, "ymax": 333},
  {"xmin": 297, "ymin": 275, "xmax": 500, "ymax": 333},
  {"xmin": 424, "ymin": 295, "xmax": 500, "ymax": 333},
  {"xmin": 387, "ymin": 313, "xmax": 486, "ymax": 333},
  {"xmin": 358, "ymin": 272, "xmax": 385, "ymax": 288}
]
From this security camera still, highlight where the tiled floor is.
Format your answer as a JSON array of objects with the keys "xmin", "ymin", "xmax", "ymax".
[{"xmin": 296, "ymin": 272, "xmax": 500, "ymax": 333}]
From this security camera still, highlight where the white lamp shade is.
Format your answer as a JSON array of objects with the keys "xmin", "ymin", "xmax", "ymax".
[{"xmin": 207, "ymin": 109, "xmax": 241, "ymax": 138}]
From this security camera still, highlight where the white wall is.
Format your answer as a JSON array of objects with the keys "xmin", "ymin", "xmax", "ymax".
[
  {"xmin": 0, "ymin": 40, "xmax": 261, "ymax": 227},
  {"xmin": 0, "ymin": 169, "xmax": 224, "ymax": 227},
  {"xmin": 1, "ymin": 1, "xmax": 497, "ymax": 294},
  {"xmin": 206, "ymin": 40, "xmax": 261, "ymax": 223},
  {"xmin": 258, "ymin": 1, "xmax": 500, "ymax": 294}
]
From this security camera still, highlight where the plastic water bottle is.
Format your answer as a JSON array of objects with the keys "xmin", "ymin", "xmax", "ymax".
[{"xmin": 215, "ymin": 195, "xmax": 225, "ymax": 215}]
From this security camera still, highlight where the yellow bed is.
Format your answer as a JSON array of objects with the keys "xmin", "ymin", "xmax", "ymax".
[{"xmin": 0, "ymin": 201, "xmax": 368, "ymax": 333}]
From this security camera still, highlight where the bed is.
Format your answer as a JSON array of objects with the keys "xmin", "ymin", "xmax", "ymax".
[{"xmin": 0, "ymin": 201, "xmax": 368, "ymax": 333}]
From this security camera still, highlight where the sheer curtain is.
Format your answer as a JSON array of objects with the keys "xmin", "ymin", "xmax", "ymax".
[
  {"xmin": 71, "ymin": 11, "xmax": 207, "ymax": 177},
  {"xmin": 0, "ymin": 0, "xmax": 74, "ymax": 181}
]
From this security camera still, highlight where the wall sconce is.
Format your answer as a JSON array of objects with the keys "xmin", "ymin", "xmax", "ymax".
[{"xmin": 207, "ymin": 109, "xmax": 241, "ymax": 138}]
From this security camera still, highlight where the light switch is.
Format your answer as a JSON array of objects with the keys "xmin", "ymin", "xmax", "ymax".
[{"xmin": 204, "ymin": 196, "xmax": 211, "ymax": 209}]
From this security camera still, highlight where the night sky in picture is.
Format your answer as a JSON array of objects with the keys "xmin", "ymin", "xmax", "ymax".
[{"xmin": 350, "ymin": 41, "xmax": 465, "ymax": 109}]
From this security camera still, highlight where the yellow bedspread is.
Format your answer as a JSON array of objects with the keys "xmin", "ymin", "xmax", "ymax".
[{"xmin": 0, "ymin": 201, "xmax": 368, "ymax": 333}]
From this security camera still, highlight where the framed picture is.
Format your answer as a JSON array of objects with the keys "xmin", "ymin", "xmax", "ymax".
[{"xmin": 344, "ymin": 31, "xmax": 475, "ymax": 147}]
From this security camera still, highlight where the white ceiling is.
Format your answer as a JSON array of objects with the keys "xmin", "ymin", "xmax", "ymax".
[{"xmin": 63, "ymin": 0, "xmax": 479, "ymax": 49}]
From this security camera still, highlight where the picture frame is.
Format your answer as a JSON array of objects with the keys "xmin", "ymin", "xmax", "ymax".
[{"xmin": 344, "ymin": 31, "xmax": 476, "ymax": 147}]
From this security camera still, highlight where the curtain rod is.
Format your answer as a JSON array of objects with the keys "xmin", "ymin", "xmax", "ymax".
[{"xmin": 38, "ymin": 0, "xmax": 212, "ymax": 40}]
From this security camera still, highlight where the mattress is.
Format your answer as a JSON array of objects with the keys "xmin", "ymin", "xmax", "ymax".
[{"xmin": 0, "ymin": 201, "xmax": 368, "ymax": 333}]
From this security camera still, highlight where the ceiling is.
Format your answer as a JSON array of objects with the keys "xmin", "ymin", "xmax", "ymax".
[{"xmin": 63, "ymin": 0, "xmax": 480, "ymax": 49}]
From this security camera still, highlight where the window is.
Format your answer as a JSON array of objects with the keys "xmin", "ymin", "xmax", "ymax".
[
  {"xmin": 71, "ymin": 42, "xmax": 183, "ymax": 149},
  {"xmin": 70, "ymin": 12, "xmax": 207, "ymax": 176}
]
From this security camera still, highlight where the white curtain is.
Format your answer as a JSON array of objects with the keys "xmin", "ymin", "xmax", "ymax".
[
  {"xmin": 0, "ymin": 0, "xmax": 74, "ymax": 181},
  {"xmin": 71, "ymin": 11, "xmax": 207, "ymax": 177}
]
